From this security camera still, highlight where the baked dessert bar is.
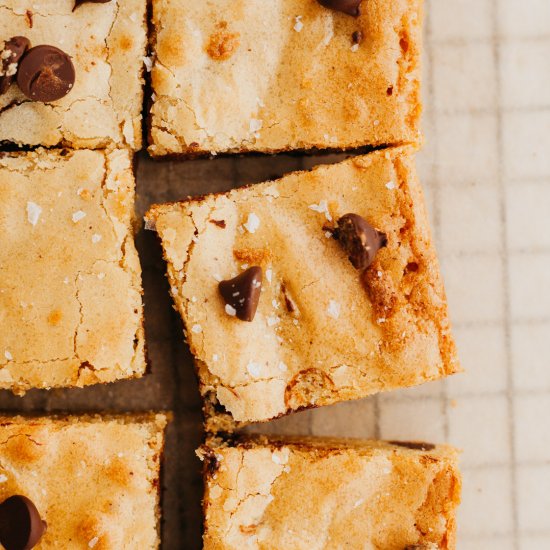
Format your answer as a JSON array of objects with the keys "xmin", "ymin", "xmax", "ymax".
[
  {"xmin": 0, "ymin": 413, "xmax": 168, "ymax": 549},
  {"xmin": 199, "ymin": 435, "xmax": 461, "ymax": 549},
  {"xmin": 145, "ymin": 146, "xmax": 460, "ymax": 428},
  {"xmin": 149, "ymin": 0, "xmax": 422, "ymax": 157},
  {"xmin": 0, "ymin": 148, "xmax": 146, "ymax": 393},
  {"xmin": 0, "ymin": 0, "xmax": 147, "ymax": 149}
]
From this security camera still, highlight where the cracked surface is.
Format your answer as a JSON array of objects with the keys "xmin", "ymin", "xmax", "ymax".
[
  {"xmin": 200, "ymin": 435, "xmax": 461, "ymax": 549},
  {"xmin": 0, "ymin": 148, "xmax": 146, "ymax": 393},
  {"xmin": 0, "ymin": 0, "xmax": 147, "ymax": 149},
  {"xmin": 146, "ymin": 146, "xmax": 460, "ymax": 425},
  {"xmin": 0, "ymin": 413, "xmax": 168, "ymax": 549},
  {"xmin": 149, "ymin": 0, "xmax": 423, "ymax": 156}
]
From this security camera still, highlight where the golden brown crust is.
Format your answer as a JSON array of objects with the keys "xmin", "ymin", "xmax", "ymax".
[
  {"xmin": 145, "ymin": 146, "xmax": 461, "ymax": 426},
  {"xmin": 0, "ymin": 413, "xmax": 169, "ymax": 549},
  {"xmin": 0, "ymin": 148, "xmax": 146, "ymax": 394},
  {"xmin": 149, "ymin": 0, "xmax": 423, "ymax": 156},
  {"xmin": 0, "ymin": 0, "xmax": 147, "ymax": 149},
  {"xmin": 199, "ymin": 435, "xmax": 461, "ymax": 549}
]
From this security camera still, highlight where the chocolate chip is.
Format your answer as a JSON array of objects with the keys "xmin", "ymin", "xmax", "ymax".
[
  {"xmin": 74, "ymin": 0, "xmax": 111, "ymax": 10},
  {"xmin": 0, "ymin": 37, "xmax": 31, "ymax": 95},
  {"xmin": 219, "ymin": 266, "xmax": 262, "ymax": 322},
  {"xmin": 17, "ymin": 45, "xmax": 75, "ymax": 102},
  {"xmin": 0, "ymin": 495, "xmax": 47, "ymax": 550},
  {"xmin": 390, "ymin": 441, "xmax": 436, "ymax": 451},
  {"xmin": 334, "ymin": 214, "xmax": 386, "ymax": 270},
  {"xmin": 209, "ymin": 219, "xmax": 226, "ymax": 228},
  {"xmin": 281, "ymin": 282, "xmax": 298, "ymax": 314},
  {"xmin": 352, "ymin": 31, "xmax": 363, "ymax": 45},
  {"xmin": 317, "ymin": 0, "xmax": 362, "ymax": 16}
]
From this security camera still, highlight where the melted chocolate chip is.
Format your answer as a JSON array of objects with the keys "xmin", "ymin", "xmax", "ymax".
[
  {"xmin": 317, "ymin": 0, "xmax": 362, "ymax": 16},
  {"xmin": 17, "ymin": 45, "xmax": 75, "ymax": 102},
  {"xmin": 0, "ymin": 495, "xmax": 47, "ymax": 550},
  {"xmin": 390, "ymin": 441, "xmax": 436, "ymax": 452},
  {"xmin": 219, "ymin": 266, "xmax": 262, "ymax": 322},
  {"xmin": 0, "ymin": 37, "xmax": 31, "ymax": 95},
  {"xmin": 334, "ymin": 213, "xmax": 386, "ymax": 270},
  {"xmin": 74, "ymin": 0, "xmax": 111, "ymax": 9}
]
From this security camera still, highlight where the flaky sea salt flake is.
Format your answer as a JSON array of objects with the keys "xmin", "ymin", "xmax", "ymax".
[
  {"xmin": 72, "ymin": 210, "xmax": 86, "ymax": 223},
  {"xmin": 243, "ymin": 213, "xmax": 260, "ymax": 233},
  {"xmin": 309, "ymin": 199, "xmax": 332, "ymax": 221},
  {"xmin": 26, "ymin": 202, "xmax": 42, "ymax": 226},
  {"xmin": 246, "ymin": 361, "xmax": 262, "ymax": 378},
  {"xmin": 327, "ymin": 300, "xmax": 341, "ymax": 319}
]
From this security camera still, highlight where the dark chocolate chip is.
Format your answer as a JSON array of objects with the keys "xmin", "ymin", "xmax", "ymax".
[
  {"xmin": 0, "ymin": 495, "xmax": 47, "ymax": 550},
  {"xmin": 281, "ymin": 282, "xmax": 298, "ymax": 314},
  {"xmin": 317, "ymin": 0, "xmax": 362, "ymax": 17},
  {"xmin": 390, "ymin": 441, "xmax": 436, "ymax": 451},
  {"xmin": 352, "ymin": 31, "xmax": 363, "ymax": 45},
  {"xmin": 334, "ymin": 213, "xmax": 386, "ymax": 271},
  {"xmin": 209, "ymin": 219, "xmax": 226, "ymax": 228},
  {"xmin": 17, "ymin": 45, "xmax": 75, "ymax": 102},
  {"xmin": 74, "ymin": 0, "xmax": 111, "ymax": 9},
  {"xmin": 219, "ymin": 266, "xmax": 262, "ymax": 322},
  {"xmin": 0, "ymin": 37, "xmax": 31, "ymax": 95}
]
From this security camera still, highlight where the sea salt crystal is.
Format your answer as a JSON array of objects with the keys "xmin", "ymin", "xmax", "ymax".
[
  {"xmin": 143, "ymin": 56, "xmax": 153, "ymax": 72},
  {"xmin": 91, "ymin": 234, "xmax": 102, "ymax": 244},
  {"xmin": 327, "ymin": 300, "xmax": 341, "ymax": 319},
  {"xmin": 225, "ymin": 304, "xmax": 237, "ymax": 316},
  {"xmin": 26, "ymin": 202, "xmax": 42, "ymax": 226},
  {"xmin": 246, "ymin": 361, "xmax": 262, "ymax": 378},
  {"xmin": 4, "ymin": 350, "xmax": 12, "ymax": 361},
  {"xmin": 191, "ymin": 324, "xmax": 202, "ymax": 333},
  {"xmin": 294, "ymin": 16, "xmax": 303, "ymax": 32},
  {"xmin": 243, "ymin": 213, "xmax": 260, "ymax": 233},
  {"xmin": 267, "ymin": 316, "xmax": 280, "ymax": 327},
  {"xmin": 309, "ymin": 200, "xmax": 332, "ymax": 221},
  {"xmin": 72, "ymin": 210, "xmax": 86, "ymax": 223},
  {"xmin": 385, "ymin": 181, "xmax": 396, "ymax": 190}
]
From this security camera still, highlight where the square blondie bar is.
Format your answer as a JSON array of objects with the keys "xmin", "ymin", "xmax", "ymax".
[
  {"xmin": 199, "ymin": 435, "xmax": 461, "ymax": 549},
  {"xmin": 0, "ymin": 148, "xmax": 146, "ymax": 393},
  {"xmin": 0, "ymin": 413, "xmax": 168, "ymax": 548},
  {"xmin": 0, "ymin": 0, "xmax": 147, "ymax": 149},
  {"xmin": 146, "ymin": 146, "xmax": 460, "ymax": 428},
  {"xmin": 149, "ymin": 0, "xmax": 422, "ymax": 156}
]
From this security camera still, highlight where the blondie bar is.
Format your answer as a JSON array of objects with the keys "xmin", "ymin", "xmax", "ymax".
[
  {"xmin": 145, "ymin": 146, "xmax": 460, "ymax": 428},
  {"xmin": 0, "ymin": 148, "xmax": 146, "ymax": 393},
  {"xmin": 0, "ymin": 0, "xmax": 147, "ymax": 149},
  {"xmin": 200, "ymin": 435, "xmax": 461, "ymax": 549},
  {"xmin": 0, "ymin": 413, "xmax": 168, "ymax": 549},
  {"xmin": 149, "ymin": 0, "xmax": 422, "ymax": 156}
]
